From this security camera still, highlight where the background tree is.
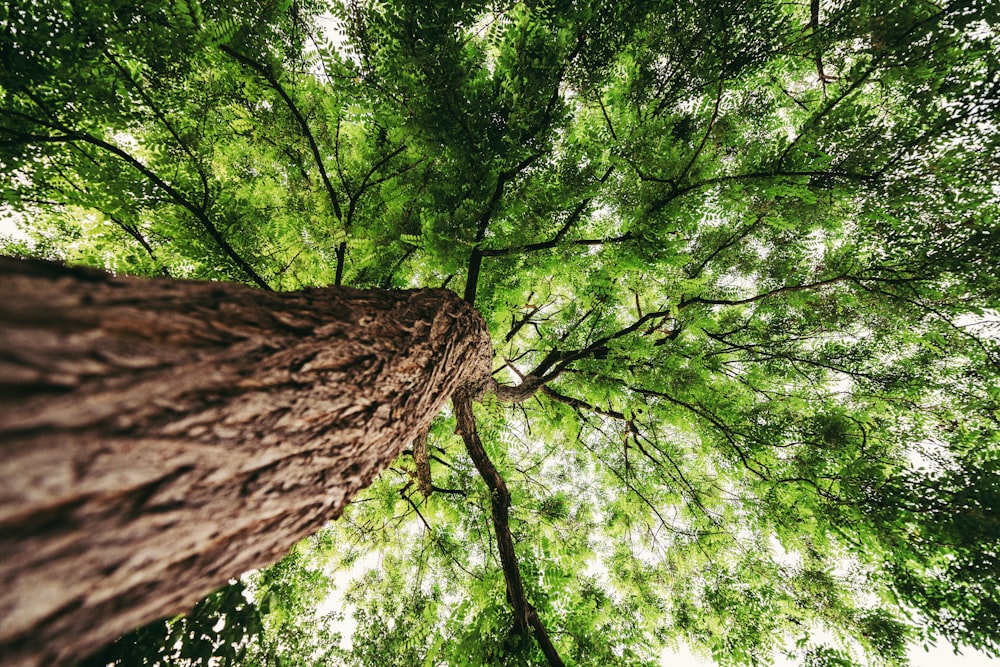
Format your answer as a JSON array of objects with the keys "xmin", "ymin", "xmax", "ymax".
[{"xmin": 2, "ymin": 0, "xmax": 999, "ymax": 665}]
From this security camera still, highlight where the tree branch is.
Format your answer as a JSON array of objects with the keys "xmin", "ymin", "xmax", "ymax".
[
  {"xmin": 42, "ymin": 158, "xmax": 172, "ymax": 277},
  {"xmin": 453, "ymin": 390, "xmax": 566, "ymax": 667},
  {"xmin": 103, "ymin": 48, "xmax": 213, "ymax": 211},
  {"xmin": 647, "ymin": 168, "xmax": 876, "ymax": 213},
  {"xmin": 412, "ymin": 427, "xmax": 433, "ymax": 497},
  {"xmin": 480, "ymin": 166, "xmax": 615, "ymax": 257},
  {"xmin": 221, "ymin": 46, "xmax": 348, "ymax": 283},
  {"xmin": 675, "ymin": 74, "xmax": 725, "ymax": 185},
  {"xmin": 679, "ymin": 274, "xmax": 848, "ymax": 309},
  {"xmin": 464, "ymin": 151, "xmax": 544, "ymax": 305},
  {"xmin": 542, "ymin": 384, "xmax": 725, "ymax": 524},
  {"xmin": 492, "ymin": 307, "xmax": 676, "ymax": 403},
  {"xmin": 686, "ymin": 213, "xmax": 765, "ymax": 279},
  {"xmin": 109, "ymin": 216, "xmax": 172, "ymax": 278},
  {"xmin": 222, "ymin": 46, "xmax": 343, "ymax": 220},
  {"xmin": 2, "ymin": 115, "xmax": 271, "ymax": 290},
  {"xmin": 631, "ymin": 386, "xmax": 769, "ymax": 479}
]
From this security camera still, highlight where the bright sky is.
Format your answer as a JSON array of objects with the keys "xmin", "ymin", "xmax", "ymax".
[{"xmin": 0, "ymin": 211, "xmax": 23, "ymax": 240}]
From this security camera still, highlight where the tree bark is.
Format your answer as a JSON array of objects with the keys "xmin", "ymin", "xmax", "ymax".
[{"xmin": 0, "ymin": 257, "xmax": 493, "ymax": 667}]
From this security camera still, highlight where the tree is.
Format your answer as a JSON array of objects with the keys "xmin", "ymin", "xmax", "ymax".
[
  {"xmin": 2, "ymin": 0, "xmax": 999, "ymax": 666},
  {"xmin": 0, "ymin": 257, "xmax": 491, "ymax": 666}
]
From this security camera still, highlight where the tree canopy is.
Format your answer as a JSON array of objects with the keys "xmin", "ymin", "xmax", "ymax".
[{"xmin": 2, "ymin": 0, "xmax": 1000, "ymax": 665}]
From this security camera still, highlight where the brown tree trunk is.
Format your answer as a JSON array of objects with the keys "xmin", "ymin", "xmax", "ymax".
[{"xmin": 0, "ymin": 257, "xmax": 492, "ymax": 667}]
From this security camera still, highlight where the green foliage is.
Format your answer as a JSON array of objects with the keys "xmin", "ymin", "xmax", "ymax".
[
  {"xmin": 80, "ymin": 541, "xmax": 345, "ymax": 667},
  {"xmin": 79, "ymin": 580, "xmax": 263, "ymax": 667},
  {"xmin": 4, "ymin": 0, "xmax": 1000, "ymax": 665}
]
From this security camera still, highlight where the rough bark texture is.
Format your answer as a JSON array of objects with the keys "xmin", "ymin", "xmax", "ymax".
[{"xmin": 0, "ymin": 257, "xmax": 492, "ymax": 667}]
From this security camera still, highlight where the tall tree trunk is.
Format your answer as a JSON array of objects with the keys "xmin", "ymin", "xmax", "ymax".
[{"xmin": 0, "ymin": 257, "xmax": 493, "ymax": 667}]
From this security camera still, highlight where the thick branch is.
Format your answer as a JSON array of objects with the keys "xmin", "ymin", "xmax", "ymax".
[
  {"xmin": 540, "ymin": 385, "xmax": 625, "ymax": 420},
  {"xmin": 534, "ymin": 309, "xmax": 673, "ymax": 378},
  {"xmin": 453, "ymin": 391, "xmax": 565, "ymax": 667},
  {"xmin": 498, "ymin": 272, "xmax": 851, "ymax": 403},
  {"xmin": 491, "ymin": 307, "xmax": 677, "ymax": 403}
]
